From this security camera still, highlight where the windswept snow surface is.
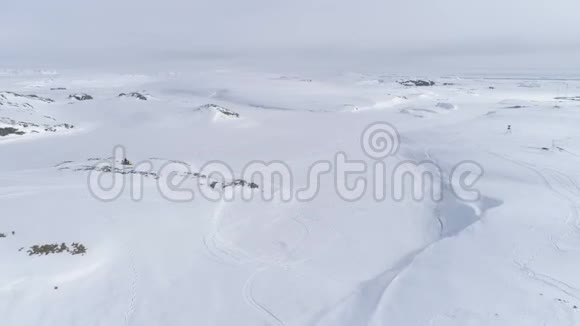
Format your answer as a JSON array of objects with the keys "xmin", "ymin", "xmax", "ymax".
[{"xmin": 2, "ymin": 68, "xmax": 580, "ymax": 326}]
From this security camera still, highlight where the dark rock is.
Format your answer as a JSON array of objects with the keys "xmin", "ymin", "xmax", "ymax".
[
  {"xmin": 68, "ymin": 93, "xmax": 93, "ymax": 101},
  {"xmin": 0, "ymin": 91, "xmax": 54, "ymax": 108},
  {"xmin": 50, "ymin": 87, "xmax": 67, "ymax": 91},
  {"xmin": 209, "ymin": 179, "xmax": 259, "ymax": 190},
  {"xmin": 70, "ymin": 243, "xmax": 87, "ymax": 255},
  {"xmin": 0, "ymin": 117, "xmax": 75, "ymax": 136},
  {"xmin": 0, "ymin": 127, "xmax": 25, "ymax": 136},
  {"xmin": 57, "ymin": 158, "xmax": 259, "ymax": 191},
  {"xmin": 222, "ymin": 179, "xmax": 259, "ymax": 189},
  {"xmin": 196, "ymin": 104, "xmax": 240, "ymax": 118},
  {"xmin": 63, "ymin": 163, "xmax": 159, "ymax": 179},
  {"xmin": 25, "ymin": 94, "xmax": 54, "ymax": 102},
  {"xmin": 27, "ymin": 242, "xmax": 87, "ymax": 256},
  {"xmin": 398, "ymin": 80, "xmax": 436, "ymax": 87},
  {"xmin": 119, "ymin": 92, "xmax": 148, "ymax": 101},
  {"xmin": 0, "ymin": 91, "xmax": 54, "ymax": 103},
  {"xmin": 555, "ymin": 96, "xmax": 580, "ymax": 102}
]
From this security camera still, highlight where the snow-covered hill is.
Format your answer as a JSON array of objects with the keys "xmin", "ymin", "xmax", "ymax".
[{"xmin": 1, "ymin": 69, "xmax": 580, "ymax": 326}]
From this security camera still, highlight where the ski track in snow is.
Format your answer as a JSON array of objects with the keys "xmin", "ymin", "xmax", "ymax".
[
  {"xmin": 124, "ymin": 249, "xmax": 138, "ymax": 326},
  {"xmin": 312, "ymin": 146, "xmax": 492, "ymax": 325},
  {"xmin": 202, "ymin": 199, "xmax": 312, "ymax": 325},
  {"xmin": 492, "ymin": 152, "xmax": 580, "ymax": 314},
  {"xmin": 103, "ymin": 216, "xmax": 139, "ymax": 326},
  {"xmin": 4, "ymin": 73, "xmax": 580, "ymax": 326},
  {"xmin": 202, "ymin": 202, "xmax": 248, "ymax": 265},
  {"xmin": 424, "ymin": 148, "xmax": 448, "ymax": 237},
  {"xmin": 243, "ymin": 267, "xmax": 286, "ymax": 326}
]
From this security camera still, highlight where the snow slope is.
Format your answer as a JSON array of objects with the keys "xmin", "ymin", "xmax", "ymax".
[{"xmin": 1, "ymin": 68, "xmax": 580, "ymax": 326}]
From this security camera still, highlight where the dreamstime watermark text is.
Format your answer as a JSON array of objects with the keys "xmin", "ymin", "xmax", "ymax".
[{"xmin": 88, "ymin": 122, "xmax": 484, "ymax": 203}]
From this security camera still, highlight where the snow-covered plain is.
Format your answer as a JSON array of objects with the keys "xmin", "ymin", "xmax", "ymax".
[{"xmin": 1, "ymin": 67, "xmax": 580, "ymax": 326}]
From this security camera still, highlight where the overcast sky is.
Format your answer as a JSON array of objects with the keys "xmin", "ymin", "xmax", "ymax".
[{"xmin": 1, "ymin": 0, "xmax": 579, "ymax": 71}]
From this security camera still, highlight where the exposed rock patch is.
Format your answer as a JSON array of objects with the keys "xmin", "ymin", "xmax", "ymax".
[
  {"xmin": 398, "ymin": 80, "xmax": 436, "ymax": 87},
  {"xmin": 210, "ymin": 179, "xmax": 259, "ymax": 190},
  {"xmin": 27, "ymin": 242, "xmax": 87, "ymax": 256},
  {"xmin": 555, "ymin": 96, "xmax": 580, "ymax": 102},
  {"xmin": 56, "ymin": 158, "xmax": 259, "ymax": 191},
  {"xmin": 0, "ymin": 91, "xmax": 54, "ymax": 108},
  {"xmin": 119, "ymin": 92, "xmax": 148, "ymax": 101},
  {"xmin": 0, "ymin": 117, "xmax": 74, "ymax": 136},
  {"xmin": 195, "ymin": 104, "xmax": 240, "ymax": 118},
  {"xmin": 0, "ymin": 127, "xmax": 25, "ymax": 136},
  {"xmin": 68, "ymin": 93, "xmax": 93, "ymax": 101}
]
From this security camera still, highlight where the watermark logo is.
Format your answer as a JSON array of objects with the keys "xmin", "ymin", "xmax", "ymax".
[
  {"xmin": 87, "ymin": 122, "xmax": 483, "ymax": 203},
  {"xmin": 361, "ymin": 121, "xmax": 400, "ymax": 159}
]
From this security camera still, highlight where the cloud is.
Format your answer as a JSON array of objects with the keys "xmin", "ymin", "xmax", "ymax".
[{"xmin": 1, "ymin": 0, "xmax": 579, "ymax": 69}]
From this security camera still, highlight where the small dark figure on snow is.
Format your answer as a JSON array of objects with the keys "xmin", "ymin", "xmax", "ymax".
[
  {"xmin": 506, "ymin": 125, "xmax": 512, "ymax": 134},
  {"xmin": 121, "ymin": 158, "xmax": 132, "ymax": 166}
]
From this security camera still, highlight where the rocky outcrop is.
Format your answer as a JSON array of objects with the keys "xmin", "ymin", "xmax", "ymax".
[
  {"xmin": 56, "ymin": 158, "xmax": 260, "ymax": 191},
  {"xmin": 0, "ymin": 91, "xmax": 54, "ymax": 108},
  {"xmin": 0, "ymin": 127, "xmax": 25, "ymax": 136},
  {"xmin": 210, "ymin": 179, "xmax": 259, "ymax": 190},
  {"xmin": 27, "ymin": 242, "xmax": 87, "ymax": 256},
  {"xmin": 555, "ymin": 96, "xmax": 580, "ymax": 102},
  {"xmin": 398, "ymin": 80, "xmax": 436, "ymax": 87},
  {"xmin": 195, "ymin": 104, "xmax": 240, "ymax": 118},
  {"xmin": 119, "ymin": 92, "xmax": 148, "ymax": 101},
  {"xmin": 68, "ymin": 93, "xmax": 93, "ymax": 101},
  {"xmin": 60, "ymin": 163, "xmax": 159, "ymax": 178},
  {"xmin": 0, "ymin": 117, "xmax": 74, "ymax": 136}
]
